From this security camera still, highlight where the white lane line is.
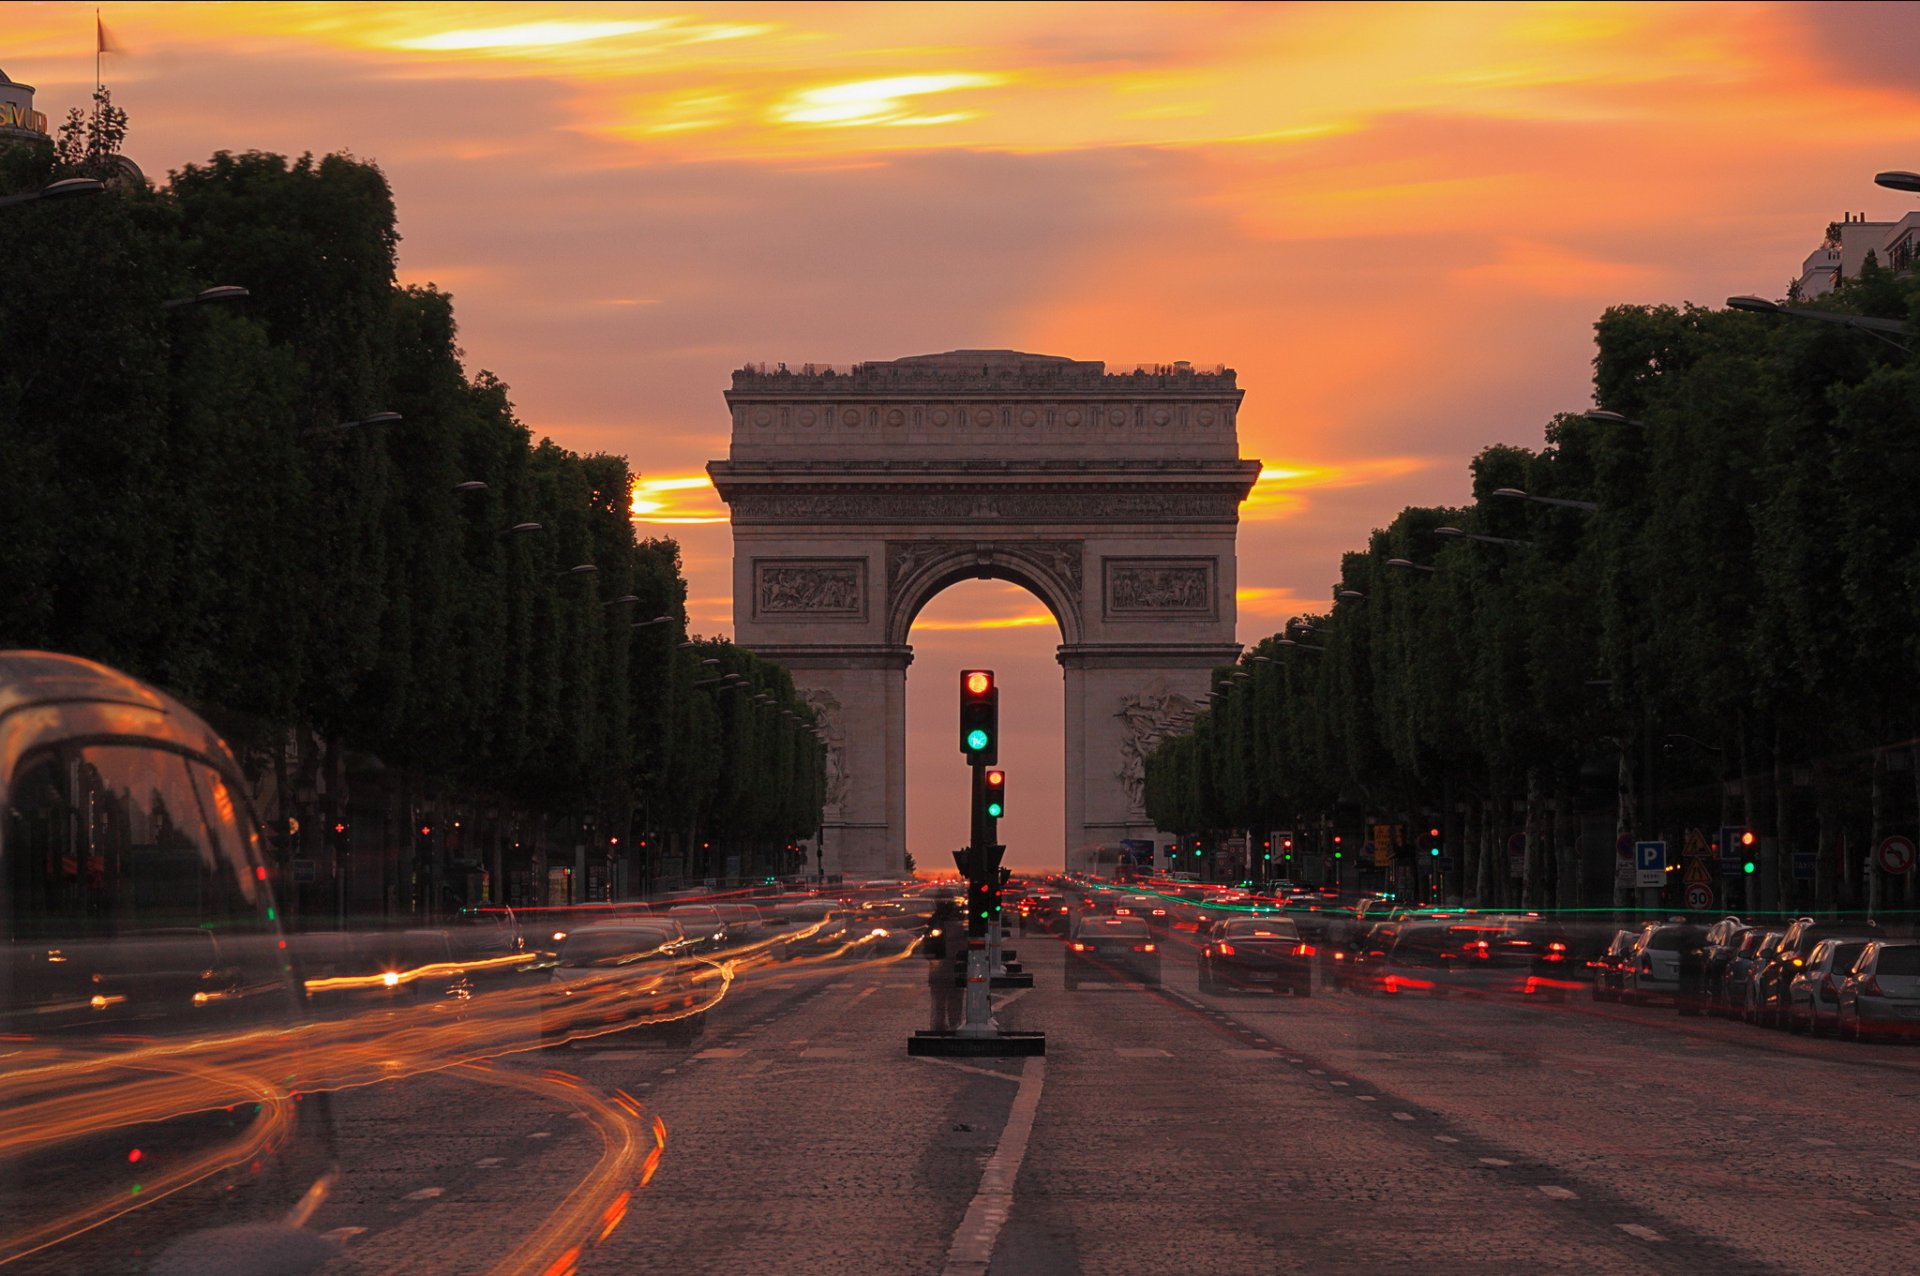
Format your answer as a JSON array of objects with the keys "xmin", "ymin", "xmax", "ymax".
[
  {"xmin": 1434, "ymin": 1135, "xmax": 1460, "ymax": 1144},
  {"xmin": 912, "ymin": 1057, "xmax": 1025, "ymax": 1083},
  {"xmin": 1308, "ymin": 1068, "xmax": 1326, "ymax": 1075},
  {"xmin": 321, "ymin": 1227, "xmax": 367, "ymax": 1245},
  {"xmin": 403, "ymin": 1187, "xmax": 444, "ymax": 1201},
  {"xmin": 943, "ymin": 1056, "xmax": 1047, "ymax": 1276},
  {"xmin": 849, "ymin": 986, "xmax": 880, "ymax": 1005},
  {"xmin": 1479, "ymin": 1157, "xmax": 1511, "ymax": 1167},
  {"xmin": 474, "ymin": 1157, "xmax": 504, "ymax": 1169},
  {"xmin": 1356, "ymin": 1095, "xmax": 1377, "ymax": 1102},
  {"xmin": 527, "ymin": 1131, "xmax": 552, "ymax": 1140},
  {"xmin": 1392, "ymin": 1112, "xmax": 1415, "ymax": 1122},
  {"xmin": 1329, "ymin": 1080, "xmax": 1350, "ymax": 1087},
  {"xmin": 1287, "ymin": 1058, "xmax": 1304, "ymax": 1065},
  {"xmin": 1537, "ymin": 1185, "xmax": 1578, "ymax": 1200},
  {"xmin": 1617, "ymin": 1224, "xmax": 1664, "ymax": 1242}
]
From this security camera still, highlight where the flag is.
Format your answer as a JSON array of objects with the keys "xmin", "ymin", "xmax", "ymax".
[{"xmin": 97, "ymin": 14, "xmax": 119, "ymax": 56}]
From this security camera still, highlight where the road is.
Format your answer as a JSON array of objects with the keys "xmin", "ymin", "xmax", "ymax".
[{"xmin": 302, "ymin": 921, "xmax": 1920, "ymax": 1275}]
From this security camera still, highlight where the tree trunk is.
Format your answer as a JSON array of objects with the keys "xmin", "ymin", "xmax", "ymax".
[
  {"xmin": 1522, "ymin": 766, "xmax": 1542, "ymax": 909},
  {"xmin": 1868, "ymin": 750, "xmax": 1883, "ymax": 919}
]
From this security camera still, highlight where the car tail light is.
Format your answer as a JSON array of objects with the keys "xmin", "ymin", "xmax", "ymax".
[
  {"xmin": 1152, "ymin": 909, "xmax": 1166, "ymax": 916},
  {"xmin": 1071, "ymin": 942, "xmax": 1093, "ymax": 953},
  {"xmin": 1058, "ymin": 906, "xmax": 1069, "ymax": 914},
  {"xmin": 1548, "ymin": 941, "xmax": 1566, "ymax": 952},
  {"xmin": 1333, "ymin": 951, "xmax": 1346, "ymax": 962},
  {"xmin": 1136, "ymin": 944, "xmax": 1156, "ymax": 953},
  {"xmin": 1217, "ymin": 943, "xmax": 1236, "ymax": 956},
  {"xmin": 1297, "ymin": 943, "xmax": 1316, "ymax": 957}
]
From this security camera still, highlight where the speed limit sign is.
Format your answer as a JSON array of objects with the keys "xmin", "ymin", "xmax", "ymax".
[
  {"xmin": 1684, "ymin": 883, "xmax": 1713, "ymax": 910},
  {"xmin": 1878, "ymin": 835, "xmax": 1916, "ymax": 876}
]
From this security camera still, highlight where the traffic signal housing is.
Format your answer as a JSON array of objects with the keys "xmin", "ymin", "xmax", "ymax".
[
  {"xmin": 959, "ymin": 669, "xmax": 998, "ymax": 764},
  {"xmin": 1427, "ymin": 826, "xmax": 1442, "ymax": 858},
  {"xmin": 1737, "ymin": 827, "xmax": 1757, "ymax": 874},
  {"xmin": 984, "ymin": 768, "xmax": 1006, "ymax": 819}
]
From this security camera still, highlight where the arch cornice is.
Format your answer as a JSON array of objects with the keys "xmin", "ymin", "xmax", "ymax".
[{"xmin": 884, "ymin": 540, "xmax": 1085, "ymax": 647}]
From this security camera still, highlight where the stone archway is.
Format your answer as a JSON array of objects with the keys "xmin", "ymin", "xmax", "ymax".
[{"xmin": 708, "ymin": 350, "xmax": 1260, "ymax": 879}]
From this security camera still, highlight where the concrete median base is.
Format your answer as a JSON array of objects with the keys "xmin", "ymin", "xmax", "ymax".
[{"xmin": 907, "ymin": 1029, "xmax": 1046, "ymax": 1057}]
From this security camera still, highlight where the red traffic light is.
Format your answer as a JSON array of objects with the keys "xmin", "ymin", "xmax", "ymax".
[
  {"xmin": 332, "ymin": 822, "xmax": 347, "ymax": 835},
  {"xmin": 1739, "ymin": 830, "xmax": 1756, "ymax": 847},
  {"xmin": 963, "ymin": 670, "xmax": 993, "ymax": 697},
  {"xmin": 1429, "ymin": 827, "xmax": 1441, "ymax": 838},
  {"xmin": 418, "ymin": 824, "xmax": 432, "ymax": 838},
  {"xmin": 985, "ymin": 768, "xmax": 1006, "ymax": 788}
]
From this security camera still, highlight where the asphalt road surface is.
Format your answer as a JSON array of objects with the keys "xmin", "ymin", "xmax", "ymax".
[{"xmin": 303, "ymin": 922, "xmax": 1920, "ymax": 1275}]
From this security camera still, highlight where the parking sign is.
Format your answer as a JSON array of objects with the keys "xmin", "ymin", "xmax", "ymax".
[{"xmin": 1634, "ymin": 840, "xmax": 1667, "ymax": 889}]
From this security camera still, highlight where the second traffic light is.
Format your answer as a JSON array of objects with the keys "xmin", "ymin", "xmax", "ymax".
[
  {"xmin": 960, "ymin": 669, "xmax": 998, "ymax": 764},
  {"xmin": 984, "ymin": 767, "xmax": 1006, "ymax": 818}
]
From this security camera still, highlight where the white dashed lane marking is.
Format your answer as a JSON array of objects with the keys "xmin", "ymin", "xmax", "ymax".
[
  {"xmin": 1537, "ymin": 1186, "xmax": 1578, "ymax": 1200},
  {"xmin": 403, "ymin": 1187, "xmax": 444, "ymax": 1202},
  {"xmin": 1479, "ymin": 1158, "xmax": 1512, "ymax": 1167},
  {"xmin": 1391, "ymin": 1112, "xmax": 1415, "ymax": 1121},
  {"xmin": 1617, "ymin": 1224, "xmax": 1665, "ymax": 1242},
  {"xmin": 1434, "ymin": 1135, "xmax": 1460, "ymax": 1144}
]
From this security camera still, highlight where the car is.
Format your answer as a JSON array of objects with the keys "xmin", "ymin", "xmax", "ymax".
[
  {"xmin": 1837, "ymin": 941, "xmax": 1920, "ymax": 1042},
  {"xmin": 666, "ymin": 903, "xmax": 733, "ymax": 951},
  {"xmin": 1199, "ymin": 916, "xmax": 1313, "ymax": 995},
  {"xmin": 1065, "ymin": 915, "xmax": 1160, "ymax": 989},
  {"xmin": 541, "ymin": 921, "xmax": 707, "ymax": 1047},
  {"xmin": 1724, "ymin": 929, "xmax": 1786, "ymax": 1021},
  {"xmin": 1621, "ymin": 924, "xmax": 1705, "ymax": 1006},
  {"xmin": 1338, "ymin": 920, "xmax": 1403, "ymax": 992},
  {"xmin": 1114, "ymin": 893, "xmax": 1173, "ymax": 926},
  {"xmin": 1021, "ymin": 892, "xmax": 1071, "ymax": 930},
  {"xmin": 1786, "ymin": 938, "xmax": 1872, "ymax": 1036},
  {"xmin": 1697, "ymin": 917, "xmax": 1751, "ymax": 1012},
  {"xmin": 1590, "ymin": 928, "xmax": 1640, "ymax": 1002},
  {"xmin": 1753, "ymin": 917, "xmax": 1887, "ymax": 1028}
]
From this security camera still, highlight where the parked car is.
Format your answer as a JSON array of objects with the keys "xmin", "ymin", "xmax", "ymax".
[
  {"xmin": 1837, "ymin": 941, "xmax": 1920, "ymax": 1042},
  {"xmin": 1725, "ymin": 929, "xmax": 1787, "ymax": 1021},
  {"xmin": 1787, "ymin": 939, "xmax": 1872, "ymax": 1036},
  {"xmin": 1065, "ymin": 916, "xmax": 1160, "ymax": 989},
  {"xmin": 541, "ymin": 921, "xmax": 706, "ymax": 1047},
  {"xmin": 1621, "ymin": 924, "xmax": 1705, "ymax": 1006},
  {"xmin": 1199, "ymin": 916, "xmax": 1313, "ymax": 995},
  {"xmin": 1699, "ymin": 920, "xmax": 1754, "ymax": 1015},
  {"xmin": 1753, "ymin": 918, "xmax": 1887, "ymax": 1028},
  {"xmin": 1590, "ymin": 928, "xmax": 1641, "ymax": 1002}
]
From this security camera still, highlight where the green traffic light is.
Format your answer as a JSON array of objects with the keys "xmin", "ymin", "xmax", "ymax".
[
  {"xmin": 1334, "ymin": 851, "xmax": 1343, "ymax": 859},
  {"xmin": 1743, "ymin": 861, "xmax": 1756, "ymax": 874},
  {"xmin": 1429, "ymin": 847, "xmax": 1440, "ymax": 857},
  {"xmin": 966, "ymin": 728, "xmax": 990, "ymax": 751},
  {"xmin": 987, "ymin": 801, "xmax": 1004, "ymax": 818}
]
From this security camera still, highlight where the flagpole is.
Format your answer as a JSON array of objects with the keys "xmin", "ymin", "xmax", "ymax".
[{"xmin": 95, "ymin": 10, "xmax": 102, "ymax": 95}]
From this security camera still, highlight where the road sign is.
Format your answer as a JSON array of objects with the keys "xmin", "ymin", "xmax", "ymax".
[
  {"xmin": 1684, "ymin": 858, "xmax": 1713, "ymax": 885},
  {"xmin": 1634, "ymin": 840, "xmax": 1667, "ymax": 889},
  {"xmin": 1720, "ymin": 854, "xmax": 1742, "ymax": 877},
  {"xmin": 1791, "ymin": 852, "xmax": 1815, "ymax": 882},
  {"xmin": 291, "ymin": 858, "xmax": 317, "ymax": 884},
  {"xmin": 1684, "ymin": 827, "xmax": 1710, "ymax": 858},
  {"xmin": 1877, "ymin": 835, "xmax": 1916, "ymax": 876},
  {"xmin": 1683, "ymin": 882, "xmax": 1713, "ymax": 910}
]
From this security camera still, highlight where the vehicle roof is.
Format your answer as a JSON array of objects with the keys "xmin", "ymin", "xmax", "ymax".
[{"xmin": 0, "ymin": 650, "xmax": 240, "ymax": 779}]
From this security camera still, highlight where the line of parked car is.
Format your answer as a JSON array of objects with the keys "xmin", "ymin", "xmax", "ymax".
[{"xmin": 1591, "ymin": 914, "xmax": 1918, "ymax": 1041}]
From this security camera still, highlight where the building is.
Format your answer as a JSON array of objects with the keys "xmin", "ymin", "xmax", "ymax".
[
  {"xmin": 1793, "ymin": 209, "xmax": 1920, "ymax": 299},
  {"xmin": 0, "ymin": 67, "xmax": 51, "ymax": 144}
]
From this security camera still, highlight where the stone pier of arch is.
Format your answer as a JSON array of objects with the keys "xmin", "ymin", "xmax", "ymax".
[{"xmin": 707, "ymin": 350, "xmax": 1260, "ymax": 879}]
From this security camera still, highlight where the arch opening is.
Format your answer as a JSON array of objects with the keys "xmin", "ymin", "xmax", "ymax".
[{"xmin": 905, "ymin": 578, "xmax": 1065, "ymax": 876}]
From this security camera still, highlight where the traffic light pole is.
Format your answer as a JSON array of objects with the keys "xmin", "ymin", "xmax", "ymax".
[{"xmin": 960, "ymin": 763, "xmax": 996, "ymax": 1034}]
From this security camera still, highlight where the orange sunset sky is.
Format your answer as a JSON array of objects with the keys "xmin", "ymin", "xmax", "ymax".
[{"xmin": 11, "ymin": 1, "xmax": 1919, "ymax": 869}]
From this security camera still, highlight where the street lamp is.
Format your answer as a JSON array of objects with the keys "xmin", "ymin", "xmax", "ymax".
[
  {"xmin": 1277, "ymin": 639, "xmax": 1325, "ymax": 653},
  {"xmin": 1874, "ymin": 171, "xmax": 1920, "ymax": 193},
  {"xmin": 601, "ymin": 594, "xmax": 640, "ymax": 609},
  {"xmin": 1490, "ymin": 487, "xmax": 1599, "ymax": 513},
  {"xmin": 506, "ymin": 521, "xmax": 544, "ymax": 536},
  {"xmin": 1434, "ymin": 526, "xmax": 1533, "ymax": 549},
  {"xmin": 1727, "ymin": 294, "xmax": 1910, "ymax": 349},
  {"xmin": 453, "ymin": 480, "xmax": 488, "ymax": 493},
  {"xmin": 161, "ymin": 285, "xmax": 250, "ymax": 310},
  {"xmin": 302, "ymin": 411, "xmax": 402, "ymax": 439},
  {"xmin": 1585, "ymin": 409, "xmax": 1647, "ymax": 429},
  {"xmin": 0, "ymin": 177, "xmax": 106, "ymax": 209},
  {"xmin": 632, "ymin": 614, "xmax": 674, "ymax": 629},
  {"xmin": 560, "ymin": 563, "xmax": 598, "ymax": 578},
  {"xmin": 1337, "ymin": 589, "xmax": 1367, "ymax": 601},
  {"xmin": 1385, "ymin": 557, "xmax": 1436, "ymax": 574}
]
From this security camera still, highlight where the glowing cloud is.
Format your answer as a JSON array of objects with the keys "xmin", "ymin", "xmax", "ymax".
[
  {"xmin": 629, "ymin": 476, "xmax": 727, "ymax": 524},
  {"xmin": 773, "ymin": 73, "xmax": 1008, "ymax": 128},
  {"xmin": 394, "ymin": 20, "xmax": 673, "ymax": 52}
]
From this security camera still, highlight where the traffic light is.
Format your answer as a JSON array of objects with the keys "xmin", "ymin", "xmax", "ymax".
[
  {"xmin": 959, "ymin": 669, "xmax": 998, "ymax": 764},
  {"xmin": 1332, "ymin": 833, "xmax": 1343, "ymax": 861},
  {"xmin": 973, "ymin": 863, "xmax": 1001, "ymax": 923},
  {"xmin": 1427, "ymin": 826, "xmax": 1442, "ymax": 858},
  {"xmin": 984, "ymin": 768, "xmax": 1006, "ymax": 818},
  {"xmin": 1737, "ymin": 827, "xmax": 1757, "ymax": 874}
]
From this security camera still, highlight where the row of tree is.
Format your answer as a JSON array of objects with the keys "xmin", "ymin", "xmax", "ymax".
[
  {"xmin": 0, "ymin": 98, "xmax": 825, "ymax": 895},
  {"xmin": 1146, "ymin": 261, "xmax": 1920, "ymax": 915}
]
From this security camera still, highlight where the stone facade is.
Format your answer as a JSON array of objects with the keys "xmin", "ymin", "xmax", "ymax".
[{"xmin": 709, "ymin": 350, "xmax": 1259, "ymax": 879}]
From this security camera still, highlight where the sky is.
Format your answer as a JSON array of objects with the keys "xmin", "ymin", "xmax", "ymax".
[{"xmin": 11, "ymin": 1, "xmax": 1920, "ymax": 870}]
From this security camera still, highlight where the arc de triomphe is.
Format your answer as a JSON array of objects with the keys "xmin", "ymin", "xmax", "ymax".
[{"xmin": 707, "ymin": 350, "xmax": 1260, "ymax": 879}]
